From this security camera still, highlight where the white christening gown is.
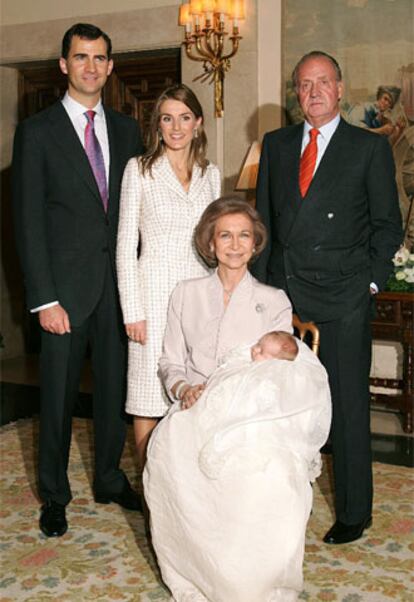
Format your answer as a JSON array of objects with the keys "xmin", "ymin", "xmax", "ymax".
[{"xmin": 144, "ymin": 340, "xmax": 331, "ymax": 602}]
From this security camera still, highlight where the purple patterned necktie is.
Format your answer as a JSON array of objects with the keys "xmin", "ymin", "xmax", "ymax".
[{"xmin": 84, "ymin": 110, "xmax": 108, "ymax": 211}]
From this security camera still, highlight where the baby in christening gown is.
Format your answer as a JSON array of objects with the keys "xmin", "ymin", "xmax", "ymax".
[{"xmin": 144, "ymin": 333, "xmax": 331, "ymax": 602}]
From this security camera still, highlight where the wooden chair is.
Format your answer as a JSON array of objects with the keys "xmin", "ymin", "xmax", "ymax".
[{"xmin": 292, "ymin": 314, "xmax": 320, "ymax": 356}]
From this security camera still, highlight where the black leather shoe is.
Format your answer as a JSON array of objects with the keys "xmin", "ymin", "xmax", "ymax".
[
  {"xmin": 94, "ymin": 482, "xmax": 142, "ymax": 512},
  {"xmin": 323, "ymin": 516, "xmax": 372, "ymax": 544},
  {"xmin": 39, "ymin": 500, "xmax": 68, "ymax": 537}
]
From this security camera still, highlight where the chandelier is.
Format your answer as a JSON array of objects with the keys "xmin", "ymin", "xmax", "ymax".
[{"xmin": 179, "ymin": 0, "xmax": 245, "ymax": 118}]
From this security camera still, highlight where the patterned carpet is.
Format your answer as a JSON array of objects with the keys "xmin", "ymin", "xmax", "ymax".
[{"xmin": 0, "ymin": 417, "xmax": 413, "ymax": 601}]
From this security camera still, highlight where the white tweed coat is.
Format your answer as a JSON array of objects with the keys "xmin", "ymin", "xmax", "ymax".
[{"xmin": 116, "ymin": 154, "xmax": 221, "ymax": 416}]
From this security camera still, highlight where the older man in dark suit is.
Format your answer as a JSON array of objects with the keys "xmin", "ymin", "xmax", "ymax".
[
  {"xmin": 12, "ymin": 23, "xmax": 144, "ymax": 537},
  {"xmin": 252, "ymin": 51, "xmax": 402, "ymax": 544}
]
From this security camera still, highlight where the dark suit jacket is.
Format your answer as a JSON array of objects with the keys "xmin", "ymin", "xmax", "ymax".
[
  {"xmin": 252, "ymin": 118, "xmax": 402, "ymax": 322},
  {"xmin": 12, "ymin": 101, "xmax": 143, "ymax": 326}
]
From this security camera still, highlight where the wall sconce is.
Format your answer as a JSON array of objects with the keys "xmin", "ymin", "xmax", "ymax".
[
  {"xmin": 179, "ymin": 1, "xmax": 245, "ymax": 118},
  {"xmin": 234, "ymin": 141, "xmax": 261, "ymax": 203}
]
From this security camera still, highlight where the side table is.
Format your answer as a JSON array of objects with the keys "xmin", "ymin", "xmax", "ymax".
[{"xmin": 370, "ymin": 291, "xmax": 414, "ymax": 433}]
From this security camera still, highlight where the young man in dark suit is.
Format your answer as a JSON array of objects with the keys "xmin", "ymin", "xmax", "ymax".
[
  {"xmin": 252, "ymin": 51, "xmax": 402, "ymax": 544},
  {"xmin": 12, "ymin": 23, "xmax": 144, "ymax": 537}
]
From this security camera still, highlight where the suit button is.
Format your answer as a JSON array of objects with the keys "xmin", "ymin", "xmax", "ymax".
[{"xmin": 286, "ymin": 274, "xmax": 294, "ymax": 280}]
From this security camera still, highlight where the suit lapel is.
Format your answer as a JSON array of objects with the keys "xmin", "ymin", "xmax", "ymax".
[
  {"xmin": 188, "ymin": 163, "xmax": 205, "ymax": 198},
  {"xmin": 47, "ymin": 102, "xmax": 103, "ymax": 206},
  {"xmin": 275, "ymin": 124, "xmax": 303, "ymax": 240},
  {"xmin": 153, "ymin": 154, "xmax": 190, "ymax": 200},
  {"xmin": 280, "ymin": 124, "xmax": 303, "ymax": 210},
  {"xmin": 304, "ymin": 118, "xmax": 348, "ymax": 203},
  {"xmin": 105, "ymin": 108, "xmax": 123, "ymax": 216}
]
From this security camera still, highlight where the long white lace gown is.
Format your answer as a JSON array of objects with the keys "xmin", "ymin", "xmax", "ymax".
[
  {"xmin": 116, "ymin": 155, "xmax": 220, "ymax": 416},
  {"xmin": 144, "ymin": 341, "xmax": 331, "ymax": 602}
]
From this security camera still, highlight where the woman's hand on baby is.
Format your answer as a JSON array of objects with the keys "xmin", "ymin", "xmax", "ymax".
[
  {"xmin": 181, "ymin": 384, "xmax": 206, "ymax": 410},
  {"xmin": 125, "ymin": 320, "xmax": 147, "ymax": 344}
]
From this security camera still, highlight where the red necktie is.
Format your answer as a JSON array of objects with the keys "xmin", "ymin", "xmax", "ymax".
[{"xmin": 299, "ymin": 128, "xmax": 320, "ymax": 198}]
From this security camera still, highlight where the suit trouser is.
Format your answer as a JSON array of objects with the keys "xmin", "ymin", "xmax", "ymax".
[
  {"xmin": 317, "ymin": 297, "xmax": 373, "ymax": 525},
  {"xmin": 38, "ymin": 263, "xmax": 128, "ymax": 506}
]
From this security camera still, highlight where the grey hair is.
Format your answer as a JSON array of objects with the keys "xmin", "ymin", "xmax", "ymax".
[{"xmin": 292, "ymin": 50, "xmax": 342, "ymax": 90}]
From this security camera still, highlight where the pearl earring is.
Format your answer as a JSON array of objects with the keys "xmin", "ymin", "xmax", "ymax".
[{"xmin": 193, "ymin": 128, "xmax": 198, "ymax": 139}]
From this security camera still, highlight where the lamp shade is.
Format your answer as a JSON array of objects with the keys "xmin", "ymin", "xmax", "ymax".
[
  {"xmin": 190, "ymin": 0, "xmax": 203, "ymax": 15},
  {"xmin": 235, "ymin": 141, "xmax": 261, "ymax": 191},
  {"xmin": 230, "ymin": 0, "xmax": 245, "ymax": 19},
  {"xmin": 214, "ymin": 0, "xmax": 231, "ymax": 14},
  {"xmin": 202, "ymin": 0, "xmax": 216, "ymax": 11},
  {"xmin": 179, "ymin": 3, "xmax": 192, "ymax": 25}
]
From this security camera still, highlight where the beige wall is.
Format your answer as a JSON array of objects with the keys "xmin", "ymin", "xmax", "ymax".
[
  {"xmin": 258, "ymin": 0, "xmax": 283, "ymax": 137},
  {"xmin": 0, "ymin": 0, "xmax": 180, "ymax": 26},
  {"xmin": 0, "ymin": 1, "xmax": 283, "ymax": 358}
]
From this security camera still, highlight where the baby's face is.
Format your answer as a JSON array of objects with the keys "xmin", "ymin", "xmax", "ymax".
[{"xmin": 250, "ymin": 335, "xmax": 283, "ymax": 362}]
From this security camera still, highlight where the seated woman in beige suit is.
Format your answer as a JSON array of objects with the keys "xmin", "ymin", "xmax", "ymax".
[
  {"xmin": 158, "ymin": 197, "xmax": 293, "ymax": 407},
  {"xmin": 143, "ymin": 198, "xmax": 330, "ymax": 601}
]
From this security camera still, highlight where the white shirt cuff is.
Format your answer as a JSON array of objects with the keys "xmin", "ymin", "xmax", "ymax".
[{"xmin": 30, "ymin": 301, "xmax": 59, "ymax": 313}]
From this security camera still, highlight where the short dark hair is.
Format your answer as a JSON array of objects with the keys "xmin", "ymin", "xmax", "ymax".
[
  {"xmin": 292, "ymin": 50, "xmax": 342, "ymax": 89},
  {"xmin": 195, "ymin": 196, "xmax": 267, "ymax": 267},
  {"xmin": 61, "ymin": 23, "xmax": 112, "ymax": 59}
]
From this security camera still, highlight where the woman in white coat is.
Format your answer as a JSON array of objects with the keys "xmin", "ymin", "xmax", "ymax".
[
  {"xmin": 145, "ymin": 198, "xmax": 331, "ymax": 601},
  {"xmin": 116, "ymin": 85, "xmax": 220, "ymax": 472}
]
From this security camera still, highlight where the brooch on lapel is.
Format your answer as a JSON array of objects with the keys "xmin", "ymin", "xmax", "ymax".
[
  {"xmin": 255, "ymin": 303, "xmax": 265, "ymax": 313},
  {"xmin": 327, "ymin": 213, "xmax": 334, "ymax": 219}
]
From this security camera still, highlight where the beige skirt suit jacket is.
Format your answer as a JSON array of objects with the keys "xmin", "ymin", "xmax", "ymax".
[{"xmin": 159, "ymin": 270, "xmax": 293, "ymax": 397}]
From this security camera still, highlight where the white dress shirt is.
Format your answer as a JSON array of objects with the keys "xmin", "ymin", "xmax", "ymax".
[
  {"xmin": 61, "ymin": 92, "xmax": 110, "ymax": 184},
  {"xmin": 31, "ymin": 92, "xmax": 110, "ymax": 313},
  {"xmin": 301, "ymin": 113, "xmax": 340, "ymax": 174}
]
